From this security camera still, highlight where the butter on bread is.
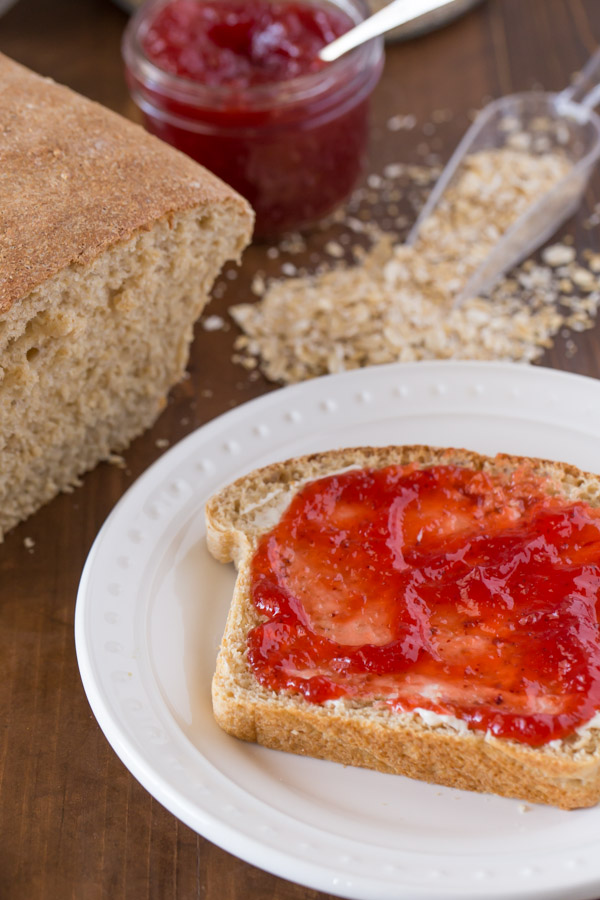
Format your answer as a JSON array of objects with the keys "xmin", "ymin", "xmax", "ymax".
[
  {"xmin": 0, "ymin": 52, "xmax": 253, "ymax": 539},
  {"xmin": 206, "ymin": 445, "xmax": 600, "ymax": 809}
]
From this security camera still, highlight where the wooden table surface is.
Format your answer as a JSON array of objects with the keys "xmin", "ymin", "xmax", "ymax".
[{"xmin": 2, "ymin": 1, "xmax": 600, "ymax": 898}]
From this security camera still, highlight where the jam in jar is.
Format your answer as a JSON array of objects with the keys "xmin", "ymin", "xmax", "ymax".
[{"xmin": 123, "ymin": 0, "xmax": 383, "ymax": 237}]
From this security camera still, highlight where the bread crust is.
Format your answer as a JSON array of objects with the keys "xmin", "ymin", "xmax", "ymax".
[
  {"xmin": 207, "ymin": 445, "xmax": 600, "ymax": 809},
  {"xmin": 0, "ymin": 52, "xmax": 253, "ymax": 311}
]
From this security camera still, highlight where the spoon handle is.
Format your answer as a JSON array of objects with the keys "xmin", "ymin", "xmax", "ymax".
[
  {"xmin": 557, "ymin": 46, "xmax": 600, "ymax": 111},
  {"xmin": 319, "ymin": 0, "xmax": 464, "ymax": 62}
]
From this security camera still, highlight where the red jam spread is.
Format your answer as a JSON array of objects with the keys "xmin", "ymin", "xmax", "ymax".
[
  {"xmin": 142, "ymin": 0, "xmax": 351, "ymax": 86},
  {"xmin": 247, "ymin": 462, "xmax": 600, "ymax": 747},
  {"xmin": 125, "ymin": 0, "xmax": 382, "ymax": 236}
]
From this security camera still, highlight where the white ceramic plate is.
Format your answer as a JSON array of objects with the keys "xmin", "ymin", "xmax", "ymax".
[{"xmin": 75, "ymin": 360, "xmax": 600, "ymax": 900}]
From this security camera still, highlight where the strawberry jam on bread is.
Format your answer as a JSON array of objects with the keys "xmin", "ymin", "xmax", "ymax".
[{"xmin": 206, "ymin": 446, "xmax": 600, "ymax": 808}]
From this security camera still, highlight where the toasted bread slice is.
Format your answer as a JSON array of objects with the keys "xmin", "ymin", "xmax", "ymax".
[{"xmin": 206, "ymin": 445, "xmax": 600, "ymax": 809}]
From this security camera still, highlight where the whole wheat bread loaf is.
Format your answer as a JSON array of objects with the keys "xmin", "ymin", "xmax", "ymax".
[
  {"xmin": 0, "ymin": 52, "xmax": 253, "ymax": 539},
  {"xmin": 206, "ymin": 445, "xmax": 600, "ymax": 809}
]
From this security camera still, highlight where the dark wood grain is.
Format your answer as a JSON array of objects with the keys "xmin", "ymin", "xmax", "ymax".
[{"xmin": 2, "ymin": 1, "xmax": 600, "ymax": 898}]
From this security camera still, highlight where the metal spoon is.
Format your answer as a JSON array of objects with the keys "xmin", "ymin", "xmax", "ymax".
[{"xmin": 319, "ymin": 0, "xmax": 469, "ymax": 62}]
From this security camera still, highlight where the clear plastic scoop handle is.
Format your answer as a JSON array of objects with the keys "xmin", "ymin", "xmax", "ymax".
[
  {"xmin": 557, "ymin": 46, "xmax": 600, "ymax": 111},
  {"xmin": 318, "ymin": 0, "xmax": 464, "ymax": 62}
]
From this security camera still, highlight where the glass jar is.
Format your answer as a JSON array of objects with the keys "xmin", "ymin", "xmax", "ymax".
[{"xmin": 122, "ymin": 0, "xmax": 384, "ymax": 238}]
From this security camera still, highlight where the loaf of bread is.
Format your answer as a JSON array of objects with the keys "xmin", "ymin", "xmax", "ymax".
[
  {"xmin": 207, "ymin": 445, "xmax": 600, "ymax": 809},
  {"xmin": 0, "ymin": 52, "xmax": 253, "ymax": 539}
]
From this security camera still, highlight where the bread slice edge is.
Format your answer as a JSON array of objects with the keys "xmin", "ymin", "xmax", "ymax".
[{"xmin": 207, "ymin": 445, "xmax": 600, "ymax": 808}]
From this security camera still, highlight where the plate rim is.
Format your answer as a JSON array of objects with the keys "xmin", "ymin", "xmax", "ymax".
[{"xmin": 75, "ymin": 360, "xmax": 600, "ymax": 900}]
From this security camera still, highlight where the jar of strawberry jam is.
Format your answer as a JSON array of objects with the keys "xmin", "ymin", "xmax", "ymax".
[{"xmin": 122, "ymin": 0, "xmax": 383, "ymax": 237}]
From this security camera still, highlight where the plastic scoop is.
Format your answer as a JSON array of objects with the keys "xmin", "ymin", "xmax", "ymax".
[{"xmin": 405, "ymin": 48, "xmax": 600, "ymax": 305}]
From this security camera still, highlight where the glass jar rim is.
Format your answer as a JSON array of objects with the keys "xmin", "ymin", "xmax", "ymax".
[{"xmin": 122, "ymin": 0, "xmax": 383, "ymax": 111}]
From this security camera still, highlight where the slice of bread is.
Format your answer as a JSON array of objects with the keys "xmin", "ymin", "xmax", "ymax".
[
  {"xmin": 0, "ymin": 53, "xmax": 253, "ymax": 539},
  {"xmin": 206, "ymin": 445, "xmax": 600, "ymax": 809}
]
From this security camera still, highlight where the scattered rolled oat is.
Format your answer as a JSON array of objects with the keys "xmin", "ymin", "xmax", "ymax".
[
  {"xmin": 230, "ymin": 242, "xmax": 584, "ymax": 382},
  {"xmin": 231, "ymin": 145, "xmax": 596, "ymax": 384},
  {"xmin": 251, "ymin": 274, "xmax": 266, "ymax": 296},
  {"xmin": 324, "ymin": 241, "xmax": 345, "ymax": 259},
  {"xmin": 387, "ymin": 113, "xmax": 416, "ymax": 132},
  {"xmin": 202, "ymin": 314, "xmax": 226, "ymax": 331},
  {"xmin": 542, "ymin": 244, "xmax": 576, "ymax": 267},
  {"xmin": 278, "ymin": 233, "xmax": 307, "ymax": 254},
  {"xmin": 571, "ymin": 267, "xmax": 596, "ymax": 292}
]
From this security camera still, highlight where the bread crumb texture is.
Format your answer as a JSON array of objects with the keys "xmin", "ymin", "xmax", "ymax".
[
  {"xmin": 208, "ymin": 446, "xmax": 600, "ymax": 808},
  {"xmin": 0, "ymin": 53, "xmax": 253, "ymax": 538}
]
